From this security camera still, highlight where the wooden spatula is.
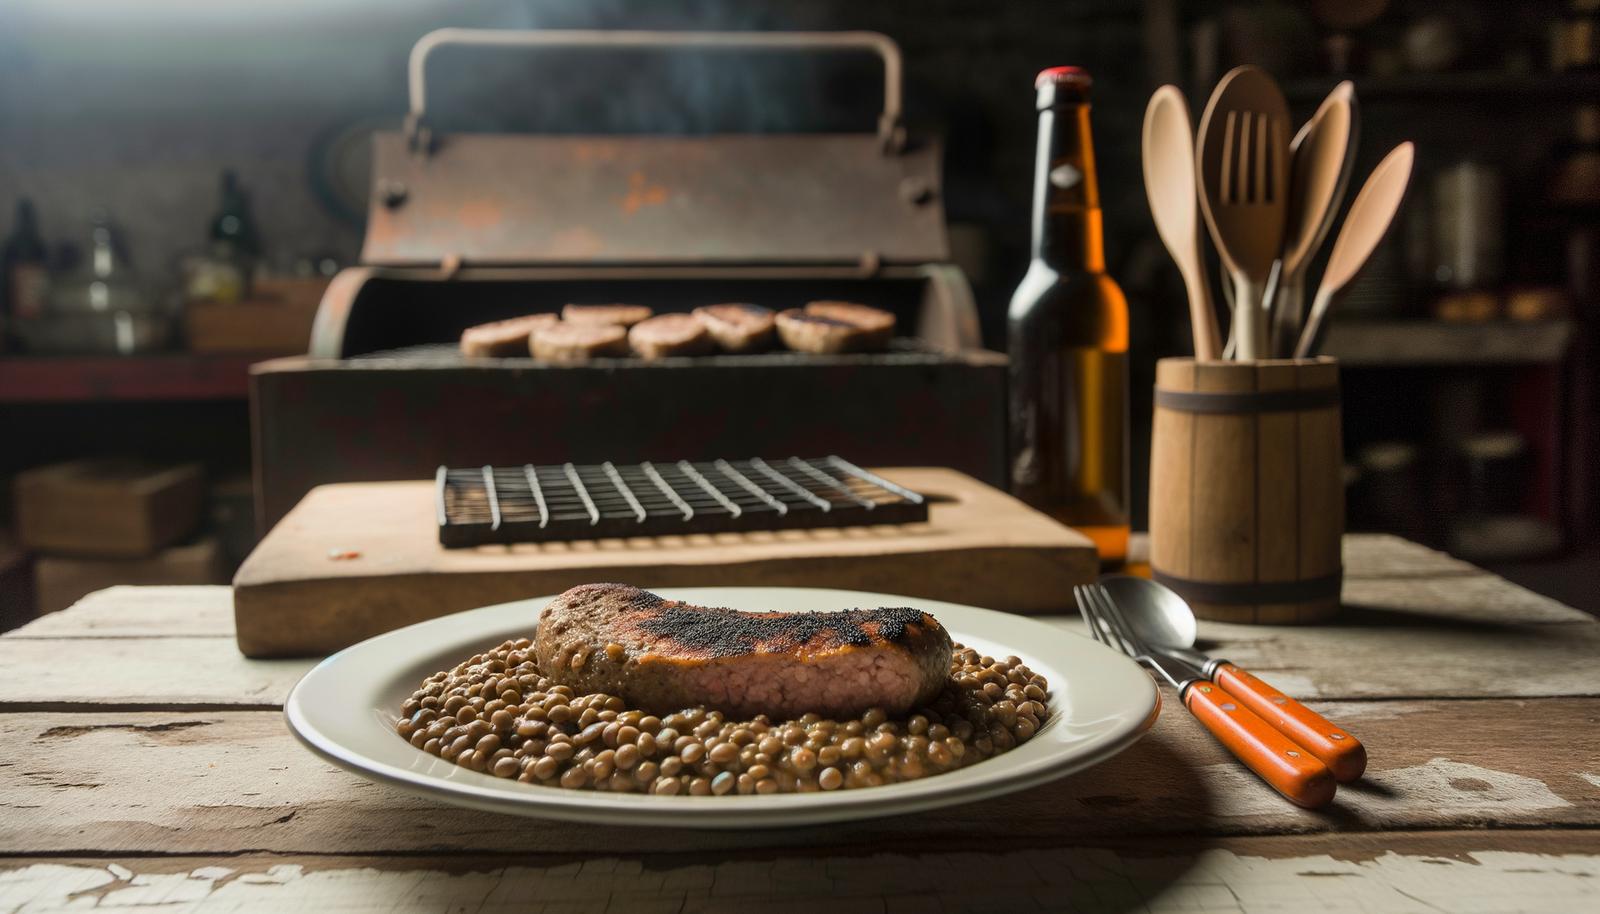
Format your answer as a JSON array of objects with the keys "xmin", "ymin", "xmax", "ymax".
[
  {"xmin": 1196, "ymin": 65, "xmax": 1291, "ymax": 361},
  {"xmin": 1272, "ymin": 81, "xmax": 1358, "ymax": 357},
  {"xmin": 1143, "ymin": 85, "xmax": 1222, "ymax": 361},
  {"xmin": 1295, "ymin": 142, "xmax": 1416, "ymax": 358}
]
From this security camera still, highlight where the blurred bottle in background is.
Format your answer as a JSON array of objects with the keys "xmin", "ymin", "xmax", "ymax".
[
  {"xmin": 1008, "ymin": 67, "xmax": 1130, "ymax": 564},
  {"xmin": 2, "ymin": 199, "xmax": 50, "ymax": 351},
  {"xmin": 184, "ymin": 170, "xmax": 258, "ymax": 304}
]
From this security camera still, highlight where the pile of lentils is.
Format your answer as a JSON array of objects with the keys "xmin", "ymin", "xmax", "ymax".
[{"xmin": 396, "ymin": 638, "xmax": 1051, "ymax": 796}]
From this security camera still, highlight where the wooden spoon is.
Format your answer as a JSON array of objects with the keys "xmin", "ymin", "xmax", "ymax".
[
  {"xmin": 1143, "ymin": 85, "xmax": 1222, "ymax": 361},
  {"xmin": 1272, "ymin": 81, "xmax": 1358, "ymax": 357},
  {"xmin": 1196, "ymin": 65, "xmax": 1291, "ymax": 361},
  {"xmin": 1295, "ymin": 141, "xmax": 1415, "ymax": 358}
]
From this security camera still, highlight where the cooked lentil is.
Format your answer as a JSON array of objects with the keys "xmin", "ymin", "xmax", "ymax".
[{"xmin": 397, "ymin": 637, "xmax": 1050, "ymax": 795}]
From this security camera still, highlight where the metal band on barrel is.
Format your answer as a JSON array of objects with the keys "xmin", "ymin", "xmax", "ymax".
[
  {"xmin": 1151, "ymin": 569, "xmax": 1343, "ymax": 605},
  {"xmin": 1154, "ymin": 386, "xmax": 1340, "ymax": 414}
]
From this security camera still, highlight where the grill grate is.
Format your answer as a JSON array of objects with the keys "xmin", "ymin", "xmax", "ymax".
[{"xmin": 437, "ymin": 456, "xmax": 926, "ymax": 547}]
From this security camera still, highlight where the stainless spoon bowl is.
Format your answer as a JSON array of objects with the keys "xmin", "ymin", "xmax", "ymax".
[{"xmin": 1099, "ymin": 574, "xmax": 1199, "ymax": 658}]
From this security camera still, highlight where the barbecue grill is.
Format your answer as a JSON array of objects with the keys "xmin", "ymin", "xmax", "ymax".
[{"xmin": 250, "ymin": 29, "xmax": 1005, "ymax": 535}]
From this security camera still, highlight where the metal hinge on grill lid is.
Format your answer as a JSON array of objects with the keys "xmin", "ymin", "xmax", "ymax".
[{"xmin": 362, "ymin": 29, "xmax": 948, "ymax": 269}]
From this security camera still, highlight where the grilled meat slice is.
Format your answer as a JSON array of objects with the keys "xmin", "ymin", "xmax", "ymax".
[
  {"xmin": 460, "ymin": 313, "xmax": 558, "ymax": 357},
  {"xmin": 804, "ymin": 301, "xmax": 895, "ymax": 350},
  {"xmin": 693, "ymin": 303, "xmax": 776, "ymax": 353},
  {"xmin": 534, "ymin": 584, "xmax": 954, "ymax": 719},
  {"xmin": 562, "ymin": 303, "xmax": 654, "ymax": 328},
  {"xmin": 775, "ymin": 309, "xmax": 864, "ymax": 354},
  {"xmin": 531, "ymin": 322, "xmax": 630, "ymax": 361},
  {"xmin": 628, "ymin": 313, "xmax": 714, "ymax": 359}
]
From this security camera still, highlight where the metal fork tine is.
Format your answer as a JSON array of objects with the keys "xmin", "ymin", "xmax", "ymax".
[
  {"xmin": 1080, "ymin": 585, "xmax": 1133, "ymax": 658},
  {"xmin": 1073, "ymin": 586, "xmax": 1105, "ymax": 646},
  {"xmin": 1095, "ymin": 584, "xmax": 1152, "ymax": 659}
]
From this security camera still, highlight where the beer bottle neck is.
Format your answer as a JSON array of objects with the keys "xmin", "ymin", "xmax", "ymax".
[{"xmin": 1030, "ymin": 102, "xmax": 1105, "ymax": 273}]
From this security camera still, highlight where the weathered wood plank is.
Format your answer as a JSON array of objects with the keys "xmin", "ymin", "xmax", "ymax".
[
  {"xmin": 6, "ymin": 610, "xmax": 1598, "ymax": 708},
  {"xmin": 0, "ymin": 639, "xmax": 314, "ymax": 710},
  {"xmin": 1038, "ymin": 610, "xmax": 1600, "ymax": 699},
  {"xmin": 3, "ymin": 834, "xmax": 1598, "ymax": 914},
  {"xmin": 9, "ymin": 586, "xmax": 236, "ymax": 639},
  {"xmin": 3, "ymin": 699, "xmax": 1596, "ymax": 856}
]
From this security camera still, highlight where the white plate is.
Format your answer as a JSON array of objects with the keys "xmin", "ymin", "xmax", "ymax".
[{"xmin": 285, "ymin": 587, "xmax": 1158, "ymax": 829}]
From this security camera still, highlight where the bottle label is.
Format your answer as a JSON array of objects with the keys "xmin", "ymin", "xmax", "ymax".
[{"xmin": 10, "ymin": 264, "xmax": 46, "ymax": 320}]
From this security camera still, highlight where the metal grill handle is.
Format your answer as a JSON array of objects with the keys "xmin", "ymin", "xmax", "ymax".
[{"xmin": 406, "ymin": 28, "xmax": 905, "ymax": 152}]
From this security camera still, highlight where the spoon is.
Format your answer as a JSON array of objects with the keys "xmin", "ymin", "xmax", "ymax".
[
  {"xmin": 1143, "ymin": 85, "xmax": 1223, "ymax": 361},
  {"xmin": 1099, "ymin": 574, "xmax": 1368, "ymax": 782},
  {"xmin": 1295, "ymin": 141, "xmax": 1415, "ymax": 358},
  {"xmin": 1196, "ymin": 65, "xmax": 1290, "ymax": 361},
  {"xmin": 1273, "ymin": 81, "xmax": 1358, "ymax": 358}
]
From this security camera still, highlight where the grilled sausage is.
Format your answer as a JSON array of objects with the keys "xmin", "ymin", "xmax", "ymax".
[
  {"xmin": 628, "ymin": 313, "xmax": 715, "ymax": 359},
  {"xmin": 693, "ymin": 303, "xmax": 776, "ymax": 353},
  {"xmin": 804, "ymin": 301, "xmax": 895, "ymax": 350},
  {"xmin": 534, "ymin": 584, "xmax": 954, "ymax": 719},
  {"xmin": 460, "ymin": 313, "xmax": 558, "ymax": 357},
  {"xmin": 531, "ymin": 322, "xmax": 630, "ymax": 361},
  {"xmin": 562, "ymin": 304, "xmax": 654, "ymax": 328}
]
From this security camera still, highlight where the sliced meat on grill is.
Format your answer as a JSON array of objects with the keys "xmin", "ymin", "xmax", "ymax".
[
  {"xmin": 459, "ymin": 313, "xmax": 559, "ymax": 357},
  {"xmin": 804, "ymin": 301, "xmax": 895, "ymax": 350},
  {"xmin": 531, "ymin": 322, "xmax": 630, "ymax": 361},
  {"xmin": 562, "ymin": 303, "xmax": 654, "ymax": 328},
  {"xmin": 693, "ymin": 303, "xmax": 776, "ymax": 353},
  {"xmin": 534, "ymin": 583, "xmax": 954, "ymax": 719},
  {"xmin": 628, "ymin": 313, "xmax": 715, "ymax": 360},
  {"xmin": 775, "ymin": 309, "xmax": 870, "ymax": 354}
]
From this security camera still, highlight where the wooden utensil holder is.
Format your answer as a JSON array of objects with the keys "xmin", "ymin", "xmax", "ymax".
[{"xmin": 1149, "ymin": 357, "xmax": 1343, "ymax": 623}]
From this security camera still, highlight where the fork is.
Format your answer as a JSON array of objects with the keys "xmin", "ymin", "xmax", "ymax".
[{"xmin": 1075, "ymin": 584, "xmax": 1336, "ymax": 808}]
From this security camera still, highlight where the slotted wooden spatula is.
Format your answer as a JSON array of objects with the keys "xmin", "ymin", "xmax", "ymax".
[{"xmin": 1196, "ymin": 65, "xmax": 1290, "ymax": 361}]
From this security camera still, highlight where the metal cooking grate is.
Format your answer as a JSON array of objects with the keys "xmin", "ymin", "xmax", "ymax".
[{"xmin": 437, "ymin": 456, "xmax": 926, "ymax": 547}]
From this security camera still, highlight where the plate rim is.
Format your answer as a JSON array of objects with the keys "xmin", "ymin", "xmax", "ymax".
[{"xmin": 284, "ymin": 586, "xmax": 1158, "ymax": 829}]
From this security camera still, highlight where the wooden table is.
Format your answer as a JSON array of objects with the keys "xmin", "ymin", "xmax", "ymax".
[{"xmin": 2, "ymin": 534, "xmax": 1597, "ymax": 912}]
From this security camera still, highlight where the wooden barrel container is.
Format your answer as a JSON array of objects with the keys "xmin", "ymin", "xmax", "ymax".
[{"xmin": 1148, "ymin": 357, "xmax": 1343, "ymax": 623}]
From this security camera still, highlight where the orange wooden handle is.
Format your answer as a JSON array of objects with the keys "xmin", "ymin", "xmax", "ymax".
[
  {"xmin": 1215, "ymin": 663, "xmax": 1367, "ymax": 782},
  {"xmin": 1184, "ymin": 682, "xmax": 1337, "ymax": 808}
]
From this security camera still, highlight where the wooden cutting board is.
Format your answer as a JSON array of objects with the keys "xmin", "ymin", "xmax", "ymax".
[{"xmin": 232, "ymin": 467, "xmax": 1097, "ymax": 657}]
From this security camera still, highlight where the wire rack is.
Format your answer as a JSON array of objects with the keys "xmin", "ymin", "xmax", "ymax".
[{"xmin": 437, "ymin": 456, "xmax": 927, "ymax": 547}]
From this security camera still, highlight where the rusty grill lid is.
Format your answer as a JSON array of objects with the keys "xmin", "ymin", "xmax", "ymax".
[{"xmin": 361, "ymin": 29, "xmax": 948, "ymax": 269}]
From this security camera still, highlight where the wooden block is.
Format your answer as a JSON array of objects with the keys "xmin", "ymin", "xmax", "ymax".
[
  {"xmin": 35, "ymin": 539, "xmax": 225, "ymax": 616},
  {"xmin": 15, "ymin": 458, "xmax": 203, "ymax": 558},
  {"xmin": 231, "ymin": 467, "xmax": 1098, "ymax": 658},
  {"xmin": 185, "ymin": 278, "xmax": 326, "ymax": 356}
]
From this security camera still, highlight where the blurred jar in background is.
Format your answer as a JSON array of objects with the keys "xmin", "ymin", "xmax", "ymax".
[
  {"xmin": 23, "ymin": 208, "xmax": 168, "ymax": 355},
  {"xmin": 1433, "ymin": 161, "xmax": 1503, "ymax": 293}
]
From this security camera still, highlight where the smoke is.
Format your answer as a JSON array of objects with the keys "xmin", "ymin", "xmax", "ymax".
[{"xmin": 423, "ymin": 1, "xmax": 884, "ymax": 136}]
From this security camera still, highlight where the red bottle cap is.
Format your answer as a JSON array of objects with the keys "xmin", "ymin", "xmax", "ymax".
[{"xmin": 1036, "ymin": 67, "xmax": 1093, "ymax": 88}]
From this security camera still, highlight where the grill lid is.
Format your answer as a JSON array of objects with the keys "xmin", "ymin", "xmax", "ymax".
[{"xmin": 361, "ymin": 29, "xmax": 948, "ymax": 269}]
